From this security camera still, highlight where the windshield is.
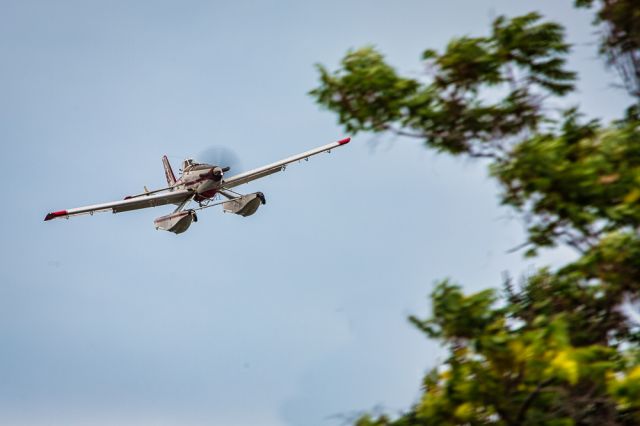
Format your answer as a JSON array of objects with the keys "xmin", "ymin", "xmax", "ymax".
[{"xmin": 182, "ymin": 159, "xmax": 214, "ymax": 172}]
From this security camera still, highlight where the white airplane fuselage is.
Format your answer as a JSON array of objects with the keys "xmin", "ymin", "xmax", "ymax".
[{"xmin": 171, "ymin": 163, "xmax": 225, "ymax": 201}]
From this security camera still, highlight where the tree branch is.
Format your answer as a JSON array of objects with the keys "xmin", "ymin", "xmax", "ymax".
[{"xmin": 516, "ymin": 378, "xmax": 555, "ymax": 424}]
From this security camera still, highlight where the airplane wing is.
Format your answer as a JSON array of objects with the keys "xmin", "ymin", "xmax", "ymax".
[
  {"xmin": 222, "ymin": 137, "xmax": 351, "ymax": 189},
  {"xmin": 44, "ymin": 189, "xmax": 194, "ymax": 221}
]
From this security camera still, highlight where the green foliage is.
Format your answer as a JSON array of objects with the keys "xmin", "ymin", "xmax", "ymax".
[
  {"xmin": 311, "ymin": 47, "xmax": 419, "ymax": 134},
  {"xmin": 366, "ymin": 273, "xmax": 640, "ymax": 425},
  {"xmin": 311, "ymin": 12, "xmax": 640, "ymax": 252},
  {"xmin": 310, "ymin": 4, "xmax": 640, "ymax": 426},
  {"xmin": 311, "ymin": 13, "xmax": 575, "ymax": 158},
  {"xmin": 492, "ymin": 112, "xmax": 640, "ymax": 253},
  {"xmin": 396, "ymin": 280, "xmax": 634, "ymax": 425},
  {"xmin": 409, "ymin": 281, "xmax": 498, "ymax": 341}
]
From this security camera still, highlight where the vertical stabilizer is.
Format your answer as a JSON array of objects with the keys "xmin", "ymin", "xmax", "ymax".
[{"xmin": 162, "ymin": 155, "xmax": 177, "ymax": 186}]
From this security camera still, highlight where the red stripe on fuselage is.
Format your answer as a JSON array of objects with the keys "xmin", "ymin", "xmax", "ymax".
[{"xmin": 179, "ymin": 176, "xmax": 216, "ymax": 187}]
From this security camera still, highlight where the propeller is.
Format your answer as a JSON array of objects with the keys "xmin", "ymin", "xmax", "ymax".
[{"xmin": 199, "ymin": 146, "xmax": 242, "ymax": 173}]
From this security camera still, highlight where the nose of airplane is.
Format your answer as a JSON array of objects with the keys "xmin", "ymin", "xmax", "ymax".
[{"xmin": 212, "ymin": 167, "xmax": 223, "ymax": 181}]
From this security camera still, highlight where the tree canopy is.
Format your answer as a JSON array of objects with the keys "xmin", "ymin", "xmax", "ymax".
[{"xmin": 310, "ymin": 1, "xmax": 640, "ymax": 424}]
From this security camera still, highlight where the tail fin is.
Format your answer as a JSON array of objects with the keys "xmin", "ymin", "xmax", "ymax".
[{"xmin": 162, "ymin": 155, "xmax": 177, "ymax": 186}]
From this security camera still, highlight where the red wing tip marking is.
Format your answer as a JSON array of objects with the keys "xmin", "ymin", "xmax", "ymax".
[
  {"xmin": 337, "ymin": 137, "xmax": 351, "ymax": 145},
  {"xmin": 44, "ymin": 210, "xmax": 68, "ymax": 221}
]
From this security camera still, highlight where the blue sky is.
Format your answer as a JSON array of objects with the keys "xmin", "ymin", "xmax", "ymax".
[{"xmin": 0, "ymin": 1, "xmax": 630, "ymax": 425}]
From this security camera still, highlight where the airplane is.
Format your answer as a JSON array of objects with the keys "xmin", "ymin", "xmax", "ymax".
[{"xmin": 44, "ymin": 137, "xmax": 351, "ymax": 234}]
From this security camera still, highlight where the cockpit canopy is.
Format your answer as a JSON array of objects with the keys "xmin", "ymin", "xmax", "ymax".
[
  {"xmin": 182, "ymin": 158, "xmax": 196, "ymax": 171},
  {"xmin": 181, "ymin": 158, "xmax": 214, "ymax": 173}
]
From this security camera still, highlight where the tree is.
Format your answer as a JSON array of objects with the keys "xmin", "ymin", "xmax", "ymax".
[
  {"xmin": 310, "ymin": 2, "xmax": 640, "ymax": 425},
  {"xmin": 577, "ymin": 0, "xmax": 640, "ymax": 99}
]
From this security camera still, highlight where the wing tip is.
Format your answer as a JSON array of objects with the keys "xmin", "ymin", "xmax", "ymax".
[
  {"xmin": 337, "ymin": 137, "xmax": 351, "ymax": 145},
  {"xmin": 44, "ymin": 210, "xmax": 68, "ymax": 221}
]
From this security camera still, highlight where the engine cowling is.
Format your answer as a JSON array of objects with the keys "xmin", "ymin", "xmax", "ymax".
[
  {"xmin": 154, "ymin": 210, "xmax": 197, "ymax": 234},
  {"xmin": 223, "ymin": 192, "xmax": 265, "ymax": 217}
]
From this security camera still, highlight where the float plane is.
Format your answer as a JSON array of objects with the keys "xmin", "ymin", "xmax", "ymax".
[{"xmin": 44, "ymin": 137, "xmax": 351, "ymax": 234}]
